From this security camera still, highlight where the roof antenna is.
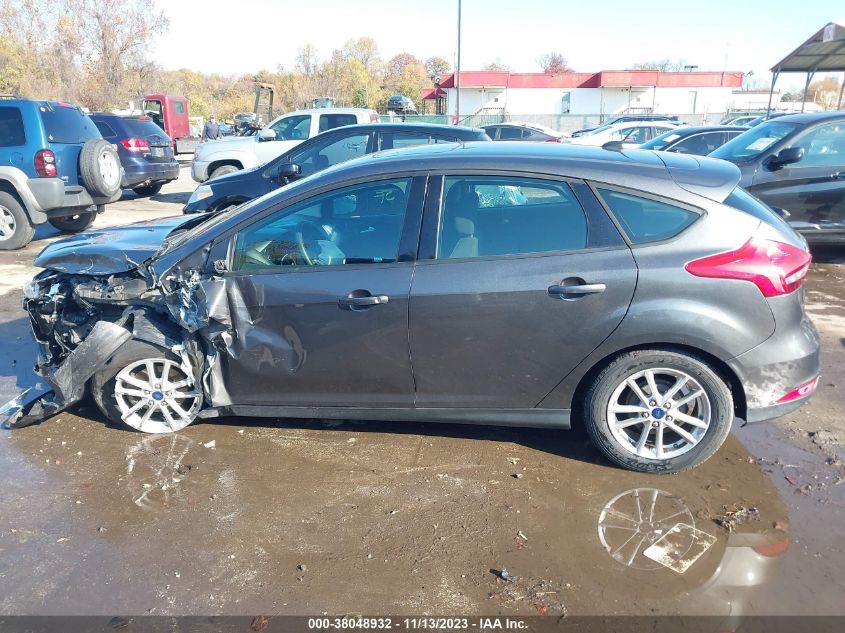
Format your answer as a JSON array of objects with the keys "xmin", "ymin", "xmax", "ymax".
[{"xmin": 602, "ymin": 141, "xmax": 625, "ymax": 152}]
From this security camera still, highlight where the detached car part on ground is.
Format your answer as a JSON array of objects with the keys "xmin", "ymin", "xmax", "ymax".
[{"xmin": 0, "ymin": 143, "xmax": 820, "ymax": 474}]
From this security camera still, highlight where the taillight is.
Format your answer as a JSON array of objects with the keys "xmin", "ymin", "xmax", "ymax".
[
  {"xmin": 684, "ymin": 238, "xmax": 811, "ymax": 297},
  {"xmin": 776, "ymin": 376, "xmax": 819, "ymax": 403},
  {"xmin": 120, "ymin": 138, "xmax": 150, "ymax": 153},
  {"xmin": 34, "ymin": 149, "xmax": 57, "ymax": 177}
]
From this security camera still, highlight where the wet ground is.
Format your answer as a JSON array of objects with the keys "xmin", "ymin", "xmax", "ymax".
[{"xmin": 0, "ymin": 167, "xmax": 843, "ymax": 618}]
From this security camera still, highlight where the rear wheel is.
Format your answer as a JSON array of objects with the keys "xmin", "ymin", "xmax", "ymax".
[
  {"xmin": 92, "ymin": 340, "xmax": 203, "ymax": 433},
  {"xmin": 0, "ymin": 191, "xmax": 35, "ymax": 250},
  {"xmin": 132, "ymin": 182, "xmax": 163, "ymax": 197},
  {"xmin": 583, "ymin": 350, "xmax": 733, "ymax": 473},
  {"xmin": 48, "ymin": 211, "xmax": 96, "ymax": 233},
  {"xmin": 209, "ymin": 164, "xmax": 239, "ymax": 180}
]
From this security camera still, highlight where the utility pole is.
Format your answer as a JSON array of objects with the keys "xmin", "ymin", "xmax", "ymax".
[{"xmin": 455, "ymin": 0, "xmax": 461, "ymax": 125}]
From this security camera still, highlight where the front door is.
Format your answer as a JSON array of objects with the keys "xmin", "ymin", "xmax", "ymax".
[
  {"xmin": 219, "ymin": 176, "xmax": 424, "ymax": 407},
  {"xmin": 750, "ymin": 120, "xmax": 845, "ymax": 230},
  {"xmin": 409, "ymin": 175, "xmax": 637, "ymax": 408}
]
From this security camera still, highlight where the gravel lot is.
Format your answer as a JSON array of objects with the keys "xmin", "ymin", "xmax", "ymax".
[{"xmin": 0, "ymin": 163, "xmax": 843, "ymax": 617}]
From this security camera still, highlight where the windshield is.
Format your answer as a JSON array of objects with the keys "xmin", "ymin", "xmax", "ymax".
[
  {"xmin": 710, "ymin": 121, "xmax": 798, "ymax": 161},
  {"xmin": 640, "ymin": 130, "xmax": 684, "ymax": 150}
]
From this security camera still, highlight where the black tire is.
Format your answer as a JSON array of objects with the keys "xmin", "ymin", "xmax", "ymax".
[
  {"xmin": 0, "ymin": 191, "xmax": 35, "ymax": 250},
  {"xmin": 79, "ymin": 139, "xmax": 122, "ymax": 197},
  {"xmin": 583, "ymin": 349, "xmax": 733, "ymax": 474},
  {"xmin": 48, "ymin": 211, "xmax": 96, "ymax": 233},
  {"xmin": 132, "ymin": 182, "xmax": 163, "ymax": 197},
  {"xmin": 91, "ymin": 339, "xmax": 203, "ymax": 432},
  {"xmin": 209, "ymin": 164, "xmax": 239, "ymax": 180}
]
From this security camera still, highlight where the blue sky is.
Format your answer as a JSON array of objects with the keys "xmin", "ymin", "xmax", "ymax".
[{"xmin": 153, "ymin": 0, "xmax": 842, "ymax": 89}]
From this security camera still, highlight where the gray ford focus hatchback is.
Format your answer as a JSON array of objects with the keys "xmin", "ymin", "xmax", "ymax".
[{"xmin": 3, "ymin": 142, "xmax": 820, "ymax": 473}]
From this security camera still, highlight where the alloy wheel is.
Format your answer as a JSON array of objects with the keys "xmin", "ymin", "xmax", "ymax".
[
  {"xmin": 0, "ymin": 206, "xmax": 16, "ymax": 241},
  {"xmin": 606, "ymin": 368, "xmax": 711, "ymax": 460},
  {"xmin": 114, "ymin": 358, "xmax": 202, "ymax": 433}
]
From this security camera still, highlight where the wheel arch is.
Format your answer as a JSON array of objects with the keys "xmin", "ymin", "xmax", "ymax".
[
  {"xmin": 568, "ymin": 343, "xmax": 748, "ymax": 426},
  {"xmin": 207, "ymin": 158, "xmax": 244, "ymax": 175}
]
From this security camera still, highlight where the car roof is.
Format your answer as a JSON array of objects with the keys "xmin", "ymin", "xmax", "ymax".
[
  {"xmin": 761, "ymin": 110, "xmax": 845, "ymax": 124},
  {"xmin": 286, "ymin": 107, "xmax": 377, "ymax": 115},
  {"xmin": 483, "ymin": 122, "xmax": 563, "ymax": 136},
  {"xmin": 665, "ymin": 125, "xmax": 749, "ymax": 135},
  {"xmin": 318, "ymin": 122, "xmax": 486, "ymax": 136},
  {"xmin": 284, "ymin": 142, "xmax": 741, "ymax": 203}
]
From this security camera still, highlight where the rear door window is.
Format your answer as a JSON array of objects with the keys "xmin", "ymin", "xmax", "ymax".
[
  {"xmin": 0, "ymin": 107, "xmax": 26, "ymax": 147},
  {"xmin": 290, "ymin": 132, "xmax": 370, "ymax": 176},
  {"xmin": 318, "ymin": 113, "xmax": 358, "ymax": 133},
  {"xmin": 39, "ymin": 105, "xmax": 100, "ymax": 144},
  {"xmin": 598, "ymin": 189, "xmax": 699, "ymax": 244},
  {"xmin": 437, "ymin": 176, "xmax": 588, "ymax": 259}
]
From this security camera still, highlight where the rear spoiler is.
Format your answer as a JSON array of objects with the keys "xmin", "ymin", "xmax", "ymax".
[{"xmin": 654, "ymin": 152, "xmax": 742, "ymax": 203}]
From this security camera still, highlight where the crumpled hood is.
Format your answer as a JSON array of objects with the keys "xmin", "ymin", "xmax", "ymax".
[{"xmin": 34, "ymin": 215, "xmax": 198, "ymax": 274}]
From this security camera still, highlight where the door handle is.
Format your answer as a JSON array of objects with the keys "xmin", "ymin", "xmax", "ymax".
[
  {"xmin": 548, "ymin": 283, "xmax": 606, "ymax": 297},
  {"xmin": 338, "ymin": 292, "xmax": 389, "ymax": 309}
]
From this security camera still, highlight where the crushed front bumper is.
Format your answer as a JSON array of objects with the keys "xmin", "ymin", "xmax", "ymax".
[{"xmin": 0, "ymin": 320, "xmax": 131, "ymax": 429}]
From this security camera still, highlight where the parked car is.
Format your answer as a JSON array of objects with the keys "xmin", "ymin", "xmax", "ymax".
[
  {"xmin": 90, "ymin": 113, "xmax": 180, "ymax": 197},
  {"xmin": 0, "ymin": 98, "xmax": 122, "ymax": 249},
  {"xmin": 481, "ymin": 122, "xmax": 565, "ymax": 142},
  {"xmin": 639, "ymin": 126, "xmax": 748, "ymax": 156},
  {"xmin": 191, "ymin": 107, "xmax": 380, "ymax": 182},
  {"xmin": 387, "ymin": 95, "xmax": 416, "ymax": 113},
  {"xmin": 4, "ymin": 143, "xmax": 819, "ymax": 475},
  {"xmin": 722, "ymin": 115, "xmax": 761, "ymax": 127},
  {"xmin": 185, "ymin": 123, "xmax": 490, "ymax": 214},
  {"xmin": 571, "ymin": 114, "xmax": 680, "ymax": 138},
  {"xmin": 569, "ymin": 121, "xmax": 681, "ymax": 147},
  {"xmin": 743, "ymin": 112, "xmax": 791, "ymax": 128},
  {"xmin": 710, "ymin": 111, "xmax": 845, "ymax": 243}
]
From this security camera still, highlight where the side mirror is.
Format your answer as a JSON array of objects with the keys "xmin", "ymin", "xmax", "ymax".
[
  {"xmin": 277, "ymin": 163, "xmax": 301, "ymax": 185},
  {"xmin": 766, "ymin": 146, "xmax": 804, "ymax": 170},
  {"xmin": 258, "ymin": 128, "xmax": 276, "ymax": 142}
]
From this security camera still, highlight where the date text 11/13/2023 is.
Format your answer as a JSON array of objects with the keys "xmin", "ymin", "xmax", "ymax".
[{"xmin": 307, "ymin": 618, "xmax": 529, "ymax": 630}]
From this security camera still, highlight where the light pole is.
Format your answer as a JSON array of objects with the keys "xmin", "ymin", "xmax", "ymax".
[{"xmin": 455, "ymin": 0, "xmax": 461, "ymax": 125}]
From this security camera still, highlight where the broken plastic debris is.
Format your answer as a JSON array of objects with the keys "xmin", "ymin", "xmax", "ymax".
[
  {"xmin": 494, "ymin": 568, "xmax": 516, "ymax": 582},
  {"xmin": 642, "ymin": 523, "xmax": 716, "ymax": 573},
  {"xmin": 203, "ymin": 440, "xmax": 216, "ymax": 449},
  {"xmin": 517, "ymin": 530, "xmax": 528, "ymax": 541}
]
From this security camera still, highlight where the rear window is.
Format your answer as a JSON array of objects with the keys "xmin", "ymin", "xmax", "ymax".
[
  {"xmin": 120, "ymin": 117, "xmax": 170, "ymax": 139},
  {"xmin": 40, "ymin": 105, "xmax": 100, "ymax": 144},
  {"xmin": 598, "ymin": 189, "xmax": 699, "ymax": 244},
  {"xmin": 725, "ymin": 187, "xmax": 794, "ymax": 233},
  {"xmin": 0, "ymin": 107, "xmax": 26, "ymax": 147},
  {"xmin": 94, "ymin": 121, "xmax": 117, "ymax": 138}
]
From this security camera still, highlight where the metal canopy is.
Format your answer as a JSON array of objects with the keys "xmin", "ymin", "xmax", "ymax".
[
  {"xmin": 772, "ymin": 22, "xmax": 845, "ymax": 73},
  {"xmin": 767, "ymin": 22, "xmax": 845, "ymax": 114}
]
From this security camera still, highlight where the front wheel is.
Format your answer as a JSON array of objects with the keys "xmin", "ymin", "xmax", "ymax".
[
  {"xmin": 209, "ymin": 164, "xmax": 239, "ymax": 180},
  {"xmin": 583, "ymin": 350, "xmax": 733, "ymax": 473},
  {"xmin": 92, "ymin": 340, "xmax": 203, "ymax": 433},
  {"xmin": 48, "ymin": 211, "xmax": 96, "ymax": 233}
]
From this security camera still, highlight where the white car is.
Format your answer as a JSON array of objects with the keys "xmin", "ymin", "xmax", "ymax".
[
  {"xmin": 191, "ymin": 107, "xmax": 380, "ymax": 182},
  {"xmin": 568, "ymin": 121, "xmax": 682, "ymax": 148}
]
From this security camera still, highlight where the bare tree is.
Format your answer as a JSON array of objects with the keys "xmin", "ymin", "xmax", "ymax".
[
  {"xmin": 538, "ymin": 52, "xmax": 573, "ymax": 74},
  {"xmin": 630, "ymin": 58, "xmax": 685, "ymax": 72},
  {"xmin": 481, "ymin": 59, "xmax": 511, "ymax": 72}
]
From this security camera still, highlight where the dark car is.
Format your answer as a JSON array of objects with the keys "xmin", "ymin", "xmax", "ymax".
[
  {"xmin": 639, "ymin": 126, "xmax": 748, "ymax": 156},
  {"xmin": 710, "ymin": 111, "xmax": 845, "ymax": 243},
  {"xmin": 90, "ymin": 113, "xmax": 180, "ymax": 197},
  {"xmin": 572, "ymin": 114, "xmax": 680, "ymax": 138},
  {"xmin": 3, "ymin": 143, "xmax": 819, "ymax": 475},
  {"xmin": 184, "ymin": 122, "xmax": 490, "ymax": 214},
  {"xmin": 387, "ymin": 95, "xmax": 416, "ymax": 113},
  {"xmin": 481, "ymin": 123, "xmax": 565, "ymax": 142}
]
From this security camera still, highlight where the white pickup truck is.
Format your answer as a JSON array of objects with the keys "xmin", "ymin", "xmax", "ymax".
[{"xmin": 191, "ymin": 107, "xmax": 380, "ymax": 182}]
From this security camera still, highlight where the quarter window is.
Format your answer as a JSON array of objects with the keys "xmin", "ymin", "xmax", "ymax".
[
  {"xmin": 0, "ymin": 107, "xmax": 26, "ymax": 147},
  {"xmin": 598, "ymin": 189, "xmax": 698, "ymax": 244},
  {"xmin": 233, "ymin": 178, "xmax": 412, "ymax": 270},
  {"xmin": 94, "ymin": 121, "xmax": 117, "ymax": 138},
  {"xmin": 437, "ymin": 176, "xmax": 588, "ymax": 259}
]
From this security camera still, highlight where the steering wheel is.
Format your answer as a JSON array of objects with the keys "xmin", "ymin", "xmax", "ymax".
[{"xmin": 295, "ymin": 220, "xmax": 331, "ymax": 265}]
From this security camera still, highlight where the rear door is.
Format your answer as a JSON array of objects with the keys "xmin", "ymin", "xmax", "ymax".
[
  {"xmin": 749, "ymin": 120, "xmax": 845, "ymax": 229},
  {"xmin": 408, "ymin": 174, "xmax": 637, "ymax": 408}
]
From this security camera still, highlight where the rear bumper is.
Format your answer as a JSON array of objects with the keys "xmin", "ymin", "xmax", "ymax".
[
  {"xmin": 791, "ymin": 221, "xmax": 845, "ymax": 245},
  {"xmin": 27, "ymin": 178, "xmax": 121, "ymax": 218},
  {"xmin": 728, "ymin": 293, "xmax": 820, "ymax": 423},
  {"xmin": 121, "ymin": 158, "xmax": 180, "ymax": 188}
]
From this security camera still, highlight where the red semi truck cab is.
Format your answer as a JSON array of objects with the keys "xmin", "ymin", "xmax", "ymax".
[{"xmin": 142, "ymin": 95, "xmax": 200, "ymax": 154}]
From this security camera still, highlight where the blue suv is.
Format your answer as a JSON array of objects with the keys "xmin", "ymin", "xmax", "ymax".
[{"xmin": 0, "ymin": 98, "xmax": 122, "ymax": 249}]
